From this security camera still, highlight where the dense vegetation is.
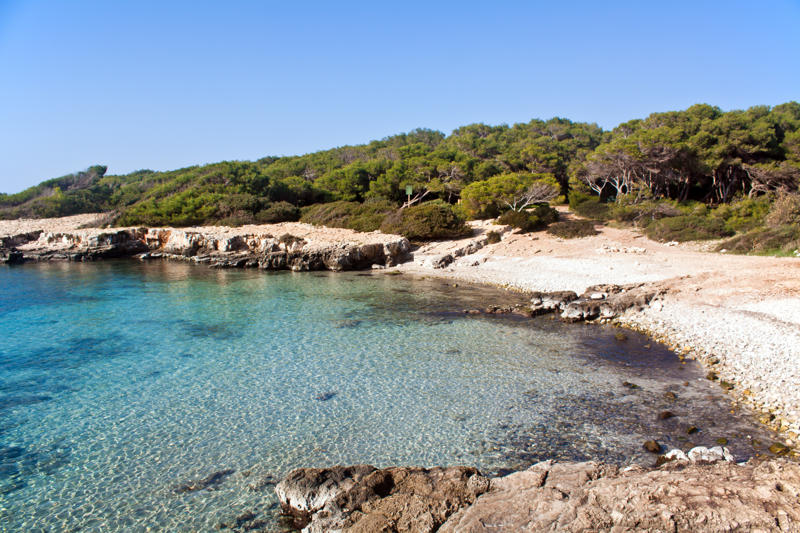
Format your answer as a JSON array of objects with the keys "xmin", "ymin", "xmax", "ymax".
[{"xmin": 2, "ymin": 102, "xmax": 799, "ymax": 247}]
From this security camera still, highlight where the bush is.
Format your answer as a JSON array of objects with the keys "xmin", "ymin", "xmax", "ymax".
[
  {"xmin": 546, "ymin": 220, "xmax": 598, "ymax": 238},
  {"xmin": 486, "ymin": 230, "xmax": 502, "ymax": 244},
  {"xmin": 300, "ymin": 199, "xmax": 395, "ymax": 232},
  {"xmin": 255, "ymin": 201, "xmax": 301, "ymax": 223},
  {"xmin": 610, "ymin": 199, "xmax": 682, "ymax": 225},
  {"xmin": 765, "ymin": 193, "xmax": 800, "ymax": 227},
  {"xmin": 380, "ymin": 201, "xmax": 472, "ymax": 240},
  {"xmin": 496, "ymin": 204, "xmax": 559, "ymax": 233},
  {"xmin": 716, "ymin": 225, "xmax": 800, "ymax": 255},
  {"xmin": 568, "ymin": 191, "xmax": 612, "ymax": 221},
  {"xmin": 644, "ymin": 215, "xmax": 734, "ymax": 242},
  {"xmin": 711, "ymin": 196, "xmax": 771, "ymax": 233}
]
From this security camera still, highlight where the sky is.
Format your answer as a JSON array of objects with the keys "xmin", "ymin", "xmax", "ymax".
[{"xmin": 1, "ymin": 1, "xmax": 799, "ymax": 193}]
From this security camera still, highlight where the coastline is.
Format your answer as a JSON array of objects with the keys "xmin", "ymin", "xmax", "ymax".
[
  {"xmin": 3, "ymin": 213, "xmax": 799, "ymax": 439},
  {"xmin": 390, "ymin": 216, "xmax": 800, "ymax": 441},
  {"xmin": 4, "ymin": 212, "xmax": 800, "ymax": 531}
]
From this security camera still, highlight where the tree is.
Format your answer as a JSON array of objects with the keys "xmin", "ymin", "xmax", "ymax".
[{"xmin": 461, "ymin": 173, "xmax": 559, "ymax": 218}]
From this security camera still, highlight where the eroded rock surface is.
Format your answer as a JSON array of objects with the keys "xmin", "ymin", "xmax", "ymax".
[
  {"xmin": 277, "ymin": 459, "xmax": 800, "ymax": 533},
  {"xmin": 440, "ymin": 459, "xmax": 800, "ymax": 532},
  {"xmin": 1, "ymin": 223, "xmax": 412, "ymax": 271},
  {"xmin": 275, "ymin": 465, "xmax": 489, "ymax": 533}
]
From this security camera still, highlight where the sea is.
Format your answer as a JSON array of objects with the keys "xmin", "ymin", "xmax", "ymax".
[{"xmin": 0, "ymin": 261, "xmax": 780, "ymax": 531}]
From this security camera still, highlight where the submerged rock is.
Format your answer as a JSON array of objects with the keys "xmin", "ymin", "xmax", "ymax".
[
  {"xmin": 174, "ymin": 469, "xmax": 235, "ymax": 493},
  {"xmin": 643, "ymin": 440, "xmax": 661, "ymax": 453},
  {"xmin": 314, "ymin": 392, "xmax": 336, "ymax": 401}
]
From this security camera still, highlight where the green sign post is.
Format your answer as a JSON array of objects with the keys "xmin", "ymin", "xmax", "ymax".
[{"xmin": 405, "ymin": 185, "xmax": 413, "ymax": 205}]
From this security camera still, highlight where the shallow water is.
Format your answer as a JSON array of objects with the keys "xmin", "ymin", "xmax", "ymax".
[{"xmin": 0, "ymin": 261, "xmax": 780, "ymax": 531}]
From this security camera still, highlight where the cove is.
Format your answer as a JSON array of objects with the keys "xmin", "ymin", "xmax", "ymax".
[{"xmin": 0, "ymin": 261, "xmax": 779, "ymax": 531}]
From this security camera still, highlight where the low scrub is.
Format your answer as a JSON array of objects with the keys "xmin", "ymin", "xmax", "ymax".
[
  {"xmin": 496, "ymin": 204, "xmax": 559, "ymax": 233},
  {"xmin": 546, "ymin": 220, "xmax": 598, "ymax": 239},
  {"xmin": 568, "ymin": 191, "xmax": 612, "ymax": 221},
  {"xmin": 644, "ymin": 215, "xmax": 734, "ymax": 242},
  {"xmin": 765, "ymin": 193, "xmax": 800, "ymax": 227},
  {"xmin": 712, "ymin": 196, "xmax": 771, "ymax": 233},
  {"xmin": 716, "ymin": 225, "xmax": 800, "ymax": 255},
  {"xmin": 485, "ymin": 230, "xmax": 502, "ymax": 244},
  {"xmin": 255, "ymin": 201, "xmax": 301, "ymax": 223},
  {"xmin": 380, "ymin": 201, "xmax": 472, "ymax": 240},
  {"xmin": 610, "ymin": 199, "xmax": 683, "ymax": 225},
  {"xmin": 300, "ymin": 199, "xmax": 395, "ymax": 232}
]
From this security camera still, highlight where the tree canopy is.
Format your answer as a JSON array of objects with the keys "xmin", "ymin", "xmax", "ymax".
[{"xmin": 2, "ymin": 103, "xmax": 798, "ymax": 226}]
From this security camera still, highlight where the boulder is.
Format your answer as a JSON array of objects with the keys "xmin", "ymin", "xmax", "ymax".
[
  {"xmin": 529, "ymin": 291, "xmax": 578, "ymax": 315},
  {"xmin": 275, "ymin": 465, "xmax": 489, "ymax": 533}
]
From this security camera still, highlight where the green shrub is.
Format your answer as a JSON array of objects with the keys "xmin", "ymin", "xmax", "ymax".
[
  {"xmin": 346, "ymin": 199, "xmax": 397, "ymax": 232},
  {"xmin": 711, "ymin": 196, "xmax": 771, "ymax": 233},
  {"xmin": 546, "ymin": 220, "xmax": 598, "ymax": 238},
  {"xmin": 486, "ymin": 230, "xmax": 502, "ymax": 244},
  {"xmin": 496, "ymin": 204, "xmax": 559, "ymax": 233},
  {"xmin": 300, "ymin": 199, "xmax": 395, "ymax": 232},
  {"xmin": 765, "ymin": 193, "xmax": 800, "ymax": 227},
  {"xmin": 644, "ymin": 215, "xmax": 734, "ymax": 242},
  {"xmin": 255, "ymin": 201, "xmax": 301, "ymax": 223},
  {"xmin": 568, "ymin": 191, "xmax": 612, "ymax": 220},
  {"xmin": 300, "ymin": 201, "xmax": 360, "ymax": 227},
  {"xmin": 610, "ymin": 199, "xmax": 682, "ymax": 225},
  {"xmin": 380, "ymin": 201, "xmax": 472, "ymax": 240}
]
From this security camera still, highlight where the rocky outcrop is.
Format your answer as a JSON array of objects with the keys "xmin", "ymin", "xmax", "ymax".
[
  {"xmin": 560, "ymin": 283, "xmax": 665, "ymax": 322},
  {"xmin": 278, "ymin": 459, "xmax": 800, "ymax": 533},
  {"xmin": 440, "ymin": 458, "xmax": 800, "ymax": 532},
  {"xmin": 275, "ymin": 465, "xmax": 489, "ymax": 533},
  {"xmin": 529, "ymin": 290, "xmax": 579, "ymax": 315},
  {"xmin": 466, "ymin": 283, "xmax": 664, "ymax": 323},
  {"xmin": 1, "ymin": 225, "xmax": 412, "ymax": 271}
]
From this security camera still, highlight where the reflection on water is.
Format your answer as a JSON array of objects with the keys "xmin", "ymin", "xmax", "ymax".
[{"xmin": 0, "ymin": 261, "xmax": 780, "ymax": 531}]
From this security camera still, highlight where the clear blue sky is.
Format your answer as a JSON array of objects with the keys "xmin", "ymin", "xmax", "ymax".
[{"xmin": 1, "ymin": 0, "xmax": 799, "ymax": 193}]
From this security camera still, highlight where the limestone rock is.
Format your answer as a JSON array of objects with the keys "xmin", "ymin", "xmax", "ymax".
[
  {"xmin": 275, "ymin": 465, "xmax": 489, "ymax": 533},
  {"xmin": 560, "ymin": 283, "xmax": 665, "ymax": 322},
  {"xmin": 529, "ymin": 291, "xmax": 578, "ymax": 315},
  {"xmin": 686, "ymin": 445, "xmax": 734, "ymax": 464},
  {"xmin": 6, "ymin": 225, "xmax": 411, "ymax": 272},
  {"xmin": 440, "ymin": 459, "xmax": 800, "ymax": 532}
]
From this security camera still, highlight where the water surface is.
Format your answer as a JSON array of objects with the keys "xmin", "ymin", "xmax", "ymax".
[{"xmin": 0, "ymin": 261, "xmax": 779, "ymax": 531}]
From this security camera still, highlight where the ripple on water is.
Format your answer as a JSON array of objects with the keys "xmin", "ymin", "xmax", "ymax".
[{"xmin": 0, "ymin": 262, "xmax": 784, "ymax": 531}]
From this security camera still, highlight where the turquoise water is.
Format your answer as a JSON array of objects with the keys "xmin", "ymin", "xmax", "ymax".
[{"xmin": 0, "ymin": 262, "xmax": 779, "ymax": 532}]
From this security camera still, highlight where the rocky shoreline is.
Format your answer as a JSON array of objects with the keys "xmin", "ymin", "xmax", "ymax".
[
  {"xmin": 275, "ymin": 456, "xmax": 800, "ymax": 532},
  {"xmin": 0, "ymin": 222, "xmax": 412, "ymax": 271},
  {"xmin": 4, "ymin": 214, "xmax": 800, "ymax": 531}
]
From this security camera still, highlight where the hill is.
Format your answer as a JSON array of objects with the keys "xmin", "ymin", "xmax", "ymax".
[{"xmin": 1, "ymin": 102, "xmax": 799, "ymax": 250}]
